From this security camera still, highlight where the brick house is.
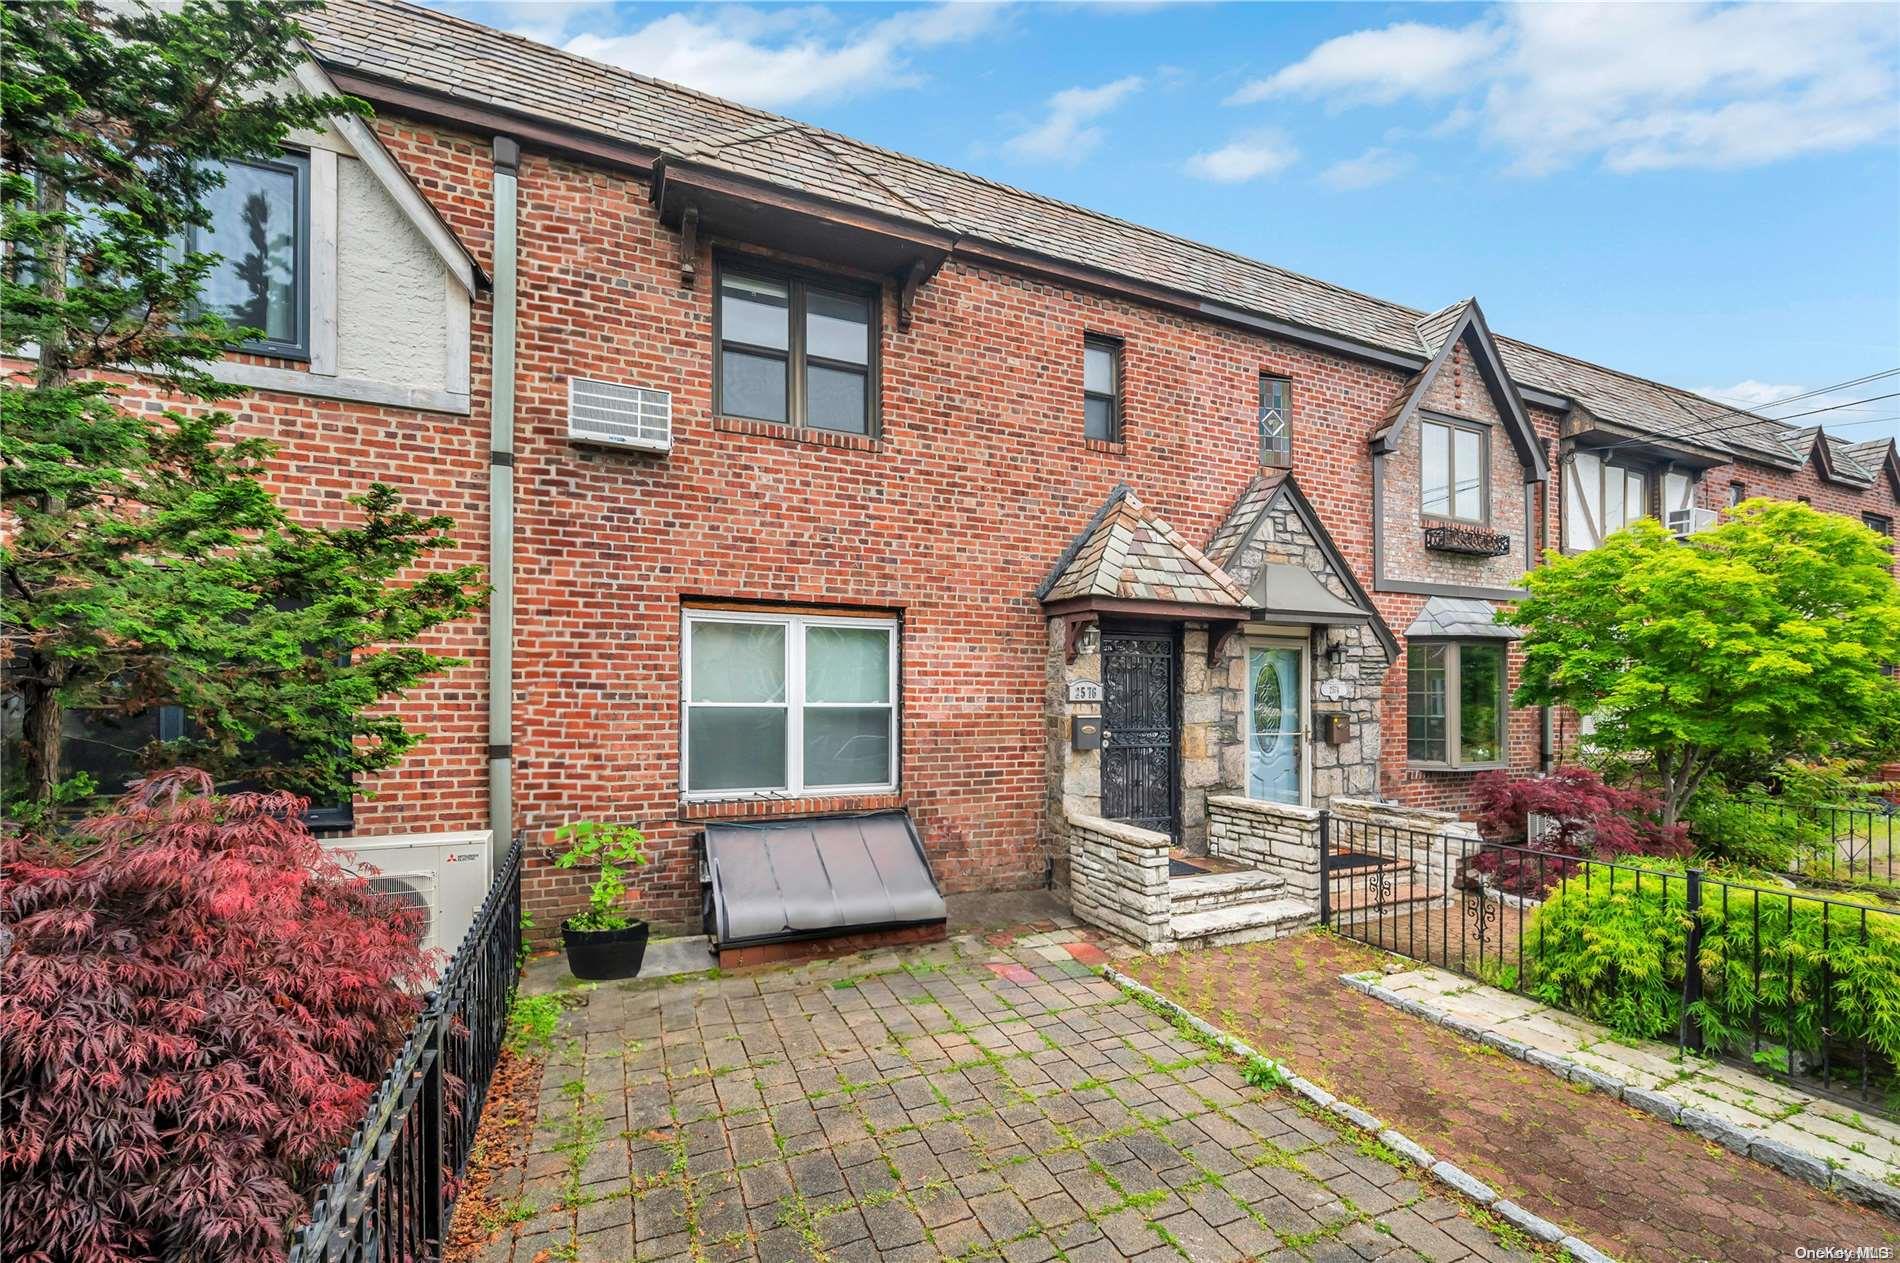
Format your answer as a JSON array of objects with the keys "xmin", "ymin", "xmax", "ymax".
[{"xmin": 22, "ymin": 0, "xmax": 1899, "ymax": 946}]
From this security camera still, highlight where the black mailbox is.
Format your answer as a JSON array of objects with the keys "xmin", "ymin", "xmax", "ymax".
[
  {"xmin": 1072, "ymin": 716, "xmax": 1103, "ymax": 750},
  {"xmin": 1318, "ymin": 712, "xmax": 1350, "ymax": 745}
]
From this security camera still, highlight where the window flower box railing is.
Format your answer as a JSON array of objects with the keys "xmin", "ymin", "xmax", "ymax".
[{"xmin": 1422, "ymin": 522, "xmax": 1512, "ymax": 557}]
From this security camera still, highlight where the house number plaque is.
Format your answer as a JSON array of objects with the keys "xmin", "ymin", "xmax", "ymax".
[{"xmin": 1067, "ymin": 680, "xmax": 1103, "ymax": 704}]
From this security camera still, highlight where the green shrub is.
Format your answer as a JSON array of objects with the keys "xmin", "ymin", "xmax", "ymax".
[
  {"xmin": 552, "ymin": 820, "xmax": 649, "ymax": 932},
  {"xmin": 1524, "ymin": 859, "xmax": 1900, "ymax": 1068},
  {"xmin": 1684, "ymin": 784, "xmax": 1826, "ymax": 872}
]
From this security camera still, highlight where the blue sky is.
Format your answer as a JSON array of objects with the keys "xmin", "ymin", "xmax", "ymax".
[{"xmin": 436, "ymin": 1, "xmax": 1900, "ymax": 441}]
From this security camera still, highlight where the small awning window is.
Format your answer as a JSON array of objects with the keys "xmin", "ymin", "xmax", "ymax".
[
  {"xmin": 1403, "ymin": 596, "xmax": 1521, "ymax": 640},
  {"xmin": 1249, "ymin": 564, "xmax": 1373, "ymax": 625}
]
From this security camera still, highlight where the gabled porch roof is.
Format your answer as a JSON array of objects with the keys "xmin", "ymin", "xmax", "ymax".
[{"xmin": 1037, "ymin": 485, "xmax": 1251, "ymax": 620}]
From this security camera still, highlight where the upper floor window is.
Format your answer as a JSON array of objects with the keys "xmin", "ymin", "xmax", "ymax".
[
  {"xmin": 1083, "ymin": 335, "xmax": 1121, "ymax": 441},
  {"xmin": 1258, "ymin": 374, "xmax": 1291, "ymax": 467},
  {"xmin": 1565, "ymin": 448, "xmax": 1651, "ymax": 550},
  {"xmin": 716, "ymin": 262, "xmax": 877, "ymax": 435},
  {"xmin": 682, "ymin": 610, "xmax": 897, "ymax": 799},
  {"xmin": 1866, "ymin": 513, "xmax": 1893, "ymax": 537},
  {"xmin": 190, "ymin": 154, "xmax": 310, "ymax": 359},
  {"xmin": 1421, "ymin": 418, "xmax": 1486, "ymax": 522},
  {"xmin": 1728, "ymin": 482, "xmax": 1747, "ymax": 508},
  {"xmin": 1407, "ymin": 640, "xmax": 1507, "ymax": 769}
]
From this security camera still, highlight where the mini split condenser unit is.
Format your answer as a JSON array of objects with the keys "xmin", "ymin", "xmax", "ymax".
[{"xmin": 321, "ymin": 830, "xmax": 493, "ymax": 963}]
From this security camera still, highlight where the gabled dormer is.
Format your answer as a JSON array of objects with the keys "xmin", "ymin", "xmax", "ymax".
[{"xmin": 1369, "ymin": 299, "xmax": 1547, "ymax": 600}]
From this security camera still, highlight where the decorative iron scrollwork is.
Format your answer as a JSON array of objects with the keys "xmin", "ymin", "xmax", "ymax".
[{"xmin": 1423, "ymin": 523, "xmax": 1512, "ymax": 557}]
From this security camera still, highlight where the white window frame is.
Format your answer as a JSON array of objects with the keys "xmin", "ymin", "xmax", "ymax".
[
  {"xmin": 681, "ymin": 609, "xmax": 899, "ymax": 800},
  {"xmin": 1238, "ymin": 632, "xmax": 1310, "ymax": 807}
]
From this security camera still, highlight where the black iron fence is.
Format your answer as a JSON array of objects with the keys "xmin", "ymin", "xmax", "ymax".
[
  {"xmin": 1763, "ymin": 800, "xmax": 1897, "ymax": 887},
  {"xmin": 288, "ymin": 834, "xmax": 523, "ymax": 1262},
  {"xmin": 1321, "ymin": 815, "xmax": 1900, "ymax": 1113}
]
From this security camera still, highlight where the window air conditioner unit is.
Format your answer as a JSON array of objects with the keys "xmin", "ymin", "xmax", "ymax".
[
  {"xmin": 568, "ymin": 376, "xmax": 671, "ymax": 452},
  {"xmin": 1666, "ymin": 507, "xmax": 1719, "ymax": 538},
  {"xmin": 321, "ymin": 830, "xmax": 493, "ymax": 967}
]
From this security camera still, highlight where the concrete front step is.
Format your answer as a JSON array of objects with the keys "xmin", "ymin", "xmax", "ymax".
[
  {"xmin": 1169, "ymin": 868, "xmax": 1288, "ymax": 913},
  {"xmin": 1170, "ymin": 897, "xmax": 1315, "ymax": 949}
]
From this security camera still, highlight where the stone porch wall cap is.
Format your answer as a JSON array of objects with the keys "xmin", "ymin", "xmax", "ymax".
[
  {"xmin": 1208, "ymin": 795, "xmax": 1323, "ymax": 822},
  {"xmin": 1065, "ymin": 810, "xmax": 1173, "ymax": 848}
]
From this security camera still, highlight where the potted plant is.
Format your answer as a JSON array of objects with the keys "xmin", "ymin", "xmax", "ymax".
[{"xmin": 553, "ymin": 820, "xmax": 651, "ymax": 980}]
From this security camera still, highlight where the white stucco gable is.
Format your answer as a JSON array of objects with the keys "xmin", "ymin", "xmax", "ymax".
[{"xmin": 212, "ymin": 60, "xmax": 482, "ymax": 415}]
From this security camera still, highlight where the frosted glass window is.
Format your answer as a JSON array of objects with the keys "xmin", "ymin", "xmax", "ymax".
[
  {"xmin": 688, "ymin": 622, "xmax": 785, "ymax": 702},
  {"xmin": 806, "ymin": 626, "xmax": 890, "ymax": 702},
  {"xmin": 684, "ymin": 614, "xmax": 896, "ymax": 797},
  {"xmin": 806, "ymin": 364, "xmax": 867, "ymax": 433}
]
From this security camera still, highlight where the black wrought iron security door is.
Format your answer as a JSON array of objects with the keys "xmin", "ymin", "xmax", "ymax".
[{"xmin": 1101, "ymin": 630, "xmax": 1177, "ymax": 837}]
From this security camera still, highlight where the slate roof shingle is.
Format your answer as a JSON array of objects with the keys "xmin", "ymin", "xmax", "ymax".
[
  {"xmin": 1042, "ymin": 488, "xmax": 1251, "ymax": 610},
  {"xmin": 303, "ymin": 0, "xmax": 1887, "ymax": 477}
]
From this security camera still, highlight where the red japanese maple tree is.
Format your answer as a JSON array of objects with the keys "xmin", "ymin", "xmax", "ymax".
[
  {"xmin": 1470, "ymin": 766, "xmax": 1690, "ymax": 894},
  {"xmin": 1, "ymin": 770, "xmax": 432, "ymax": 1262}
]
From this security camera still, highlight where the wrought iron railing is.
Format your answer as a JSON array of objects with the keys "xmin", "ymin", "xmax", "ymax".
[
  {"xmin": 1321, "ymin": 815, "xmax": 1899, "ymax": 1113},
  {"xmin": 1760, "ymin": 800, "xmax": 1897, "ymax": 888},
  {"xmin": 288, "ymin": 834, "xmax": 523, "ymax": 1262}
]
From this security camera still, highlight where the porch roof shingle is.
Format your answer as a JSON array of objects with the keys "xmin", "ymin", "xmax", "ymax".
[
  {"xmin": 1040, "ymin": 487, "xmax": 1251, "ymax": 611},
  {"xmin": 303, "ymin": 0, "xmax": 1871, "ymax": 475}
]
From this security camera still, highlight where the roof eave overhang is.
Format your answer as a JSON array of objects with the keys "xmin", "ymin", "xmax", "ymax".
[
  {"xmin": 1040, "ymin": 594, "xmax": 1250, "ymax": 622},
  {"xmin": 1561, "ymin": 411, "xmax": 1731, "ymax": 470},
  {"xmin": 653, "ymin": 157, "xmax": 955, "ymax": 280}
]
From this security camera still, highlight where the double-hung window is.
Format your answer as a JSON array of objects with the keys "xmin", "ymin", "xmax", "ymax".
[
  {"xmin": 1083, "ymin": 336, "xmax": 1121, "ymax": 441},
  {"xmin": 1407, "ymin": 641, "xmax": 1507, "ymax": 768},
  {"xmin": 716, "ymin": 263, "xmax": 877, "ymax": 435},
  {"xmin": 683, "ymin": 611, "xmax": 898, "ymax": 798},
  {"xmin": 1258, "ymin": 374, "xmax": 1292, "ymax": 467},
  {"xmin": 188, "ymin": 154, "xmax": 310, "ymax": 359},
  {"xmin": 1421, "ymin": 418, "xmax": 1486, "ymax": 521}
]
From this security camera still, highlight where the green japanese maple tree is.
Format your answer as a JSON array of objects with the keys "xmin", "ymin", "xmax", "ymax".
[
  {"xmin": 1513, "ymin": 500, "xmax": 1900, "ymax": 826},
  {"xmin": 1, "ymin": 0, "xmax": 484, "ymax": 816}
]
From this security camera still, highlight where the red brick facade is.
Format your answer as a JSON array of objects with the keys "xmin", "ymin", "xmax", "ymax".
[{"xmin": 23, "ymin": 102, "xmax": 1895, "ymax": 937}]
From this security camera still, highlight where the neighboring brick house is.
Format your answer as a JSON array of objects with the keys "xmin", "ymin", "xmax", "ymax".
[{"xmin": 21, "ymin": 0, "xmax": 1898, "ymax": 940}]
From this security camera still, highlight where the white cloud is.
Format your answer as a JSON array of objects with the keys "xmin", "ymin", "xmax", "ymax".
[
  {"xmin": 1184, "ymin": 130, "xmax": 1298, "ymax": 183},
  {"xmin": 1318, "ymin": 147, "xmax": 1413, "ymax": 191},
  {"xmin": 554, "ymin": 3, "xmax": 1004, "ymax": 110},
  {"xmin": 1228, "ymin": 3, "xmax": 1900, "ymax": 175},
  {"xmin": 1227, "ymin": 21, "xmax": 1502, "ymax": 106},
  {"xmin": 1002, "ymin": 76, "xmax": 1145, "ymax": 163},
  {"xmin": 1696, "ymin": 378, "xmax": 1900, "ymax": 441}
]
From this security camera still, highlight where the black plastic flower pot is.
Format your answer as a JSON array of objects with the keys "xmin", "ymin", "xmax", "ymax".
[{"xmin": 561, "ymin": 918, "xmax": 650, "ymax": 981}]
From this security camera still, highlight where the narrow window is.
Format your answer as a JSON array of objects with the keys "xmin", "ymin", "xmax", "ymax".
[
  {"xmin": 1407, "ymin": 641, "xmax": 1508, "ymax": 769},
  {"xmin": 1083, "ymin": 336, "xmax": 1121, "ymax": 441},
  {"xmin": 1421, "ymin": 419, "xmax": 1486, "ymax": 522},
  {"xmin": 189, "ymin": 154, "xmax": 310, "ymax": 359},
  {"xmin": 715, "ymin": 262, "xmax": 876, "ymax": 434},
  {"xmin": 1258, "ymin": 374, "xmax": 1292, "ymax": 467},
  {"xmin": 683, "ymin": 611, "xmax": 897, "ymax": 798},
  {"xmin": 1728, "ymin": 482, "xmax": 1747, "ymax": 508},
  {"xmin": 1865, "ymin": 513, "xmax": 1892, "ymax": 537}
]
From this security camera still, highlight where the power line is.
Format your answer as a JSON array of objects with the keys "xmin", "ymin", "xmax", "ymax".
[{"xmin": 1580, "ymin": 370, "xmax": 1900, "ymax": 457}]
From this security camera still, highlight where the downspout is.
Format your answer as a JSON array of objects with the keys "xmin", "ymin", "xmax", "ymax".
[{"xmin": 488, "ymin": 136, "xmax": 520, "ymax": 860}]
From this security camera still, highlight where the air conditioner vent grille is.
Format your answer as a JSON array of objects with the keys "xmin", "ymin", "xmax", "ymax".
[{"xmin": 569, "ymin": 377, "xmax": 671, "ymax": 452}]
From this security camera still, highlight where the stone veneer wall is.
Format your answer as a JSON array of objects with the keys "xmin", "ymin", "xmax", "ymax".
[
  {"xmin": 1206, "ymin": 795, "xmax": 1323, "ymax": 902},
  {"xmin": 1331, "ymin": 796, "xmax": 1481, "ymax": 900},
  {"xmin": 1065, "ymin": 809, "xmax": 1171, "ymax": 952}
]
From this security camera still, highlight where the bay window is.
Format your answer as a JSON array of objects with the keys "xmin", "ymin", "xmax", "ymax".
[
  {"xmin": 1407, "ymin": 640, "xmax": 1507, "ymax": 768},
  {"xmin": 682, "ymin": 610, "xmax": 897, "ymax": 798}
]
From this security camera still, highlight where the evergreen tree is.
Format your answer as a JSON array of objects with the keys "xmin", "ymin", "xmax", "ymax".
[{"xmin": 2, "ymin": 0, "xmax": 484, "ymax": 817}]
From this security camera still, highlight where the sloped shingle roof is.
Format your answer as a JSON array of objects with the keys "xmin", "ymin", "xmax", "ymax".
[
  {"xmin": 303, "ymin": 0, "xmax": 1872, "ymax": 473},
  {"xmin": 1040, "ymin": 488, "xmax": 1250, "ymax": 610}
]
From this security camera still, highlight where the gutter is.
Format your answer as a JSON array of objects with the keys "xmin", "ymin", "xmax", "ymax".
[{"xmin": 487, "ymin": 136, "xmax": 520, "ymax": 859}]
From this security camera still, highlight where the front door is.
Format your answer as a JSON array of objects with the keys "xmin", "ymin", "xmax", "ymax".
[
  {"xmin": 1247, "ymin": 643, "xmax": 1303, "ymax": 805},
  {"xmin": 1101, "ymin": 629, "xmax": 1176, "ymax": 836}
]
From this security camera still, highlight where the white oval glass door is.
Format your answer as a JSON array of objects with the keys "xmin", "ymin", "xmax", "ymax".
[{"xmin": 1248, "ymin": 645, "xmax": 1302, "ymax": 804}]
